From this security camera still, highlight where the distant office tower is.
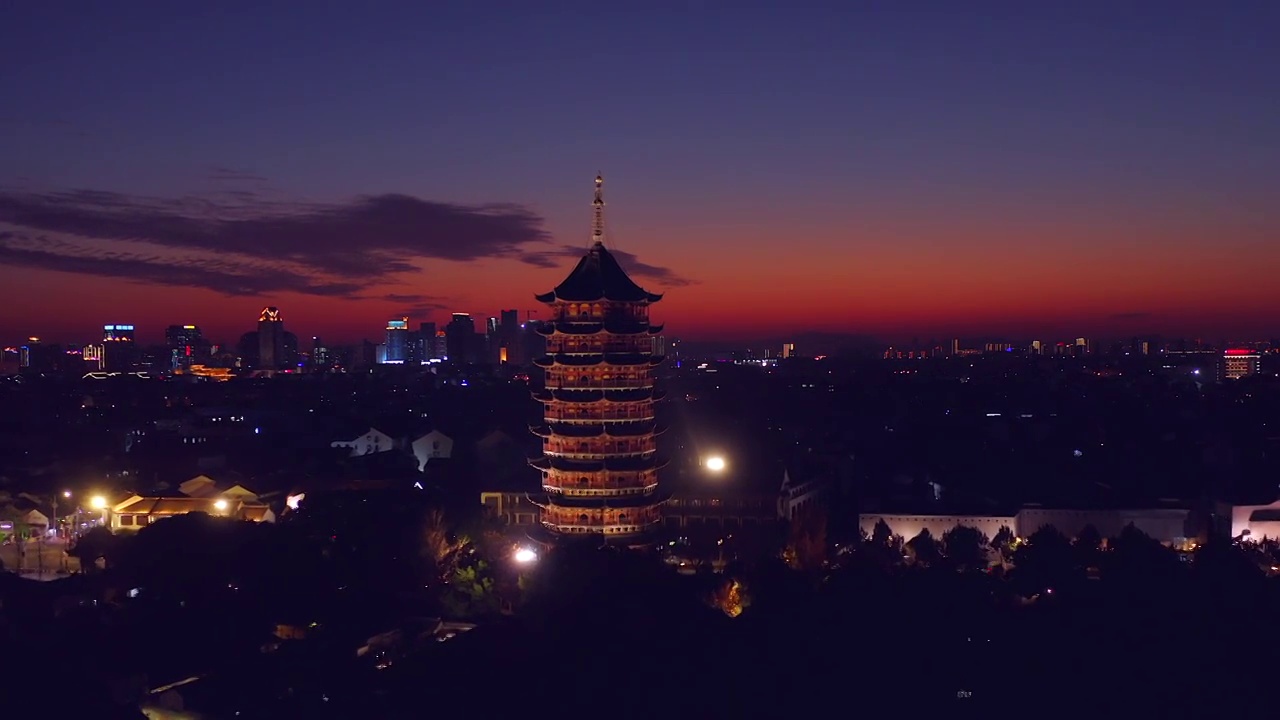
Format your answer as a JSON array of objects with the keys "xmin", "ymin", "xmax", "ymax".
[
  {"xmin": 384, "ymin": 317, "xmax": 409, "ymax": 363},
  {"xmin": 258, "ymin": 307, "xmax": 286, "ymax": 370},
  {"xmin": 166, "ymin": 325, "xmax": 202, "ymax": 371},
  {"xmin": 419, "ymin": 323, "xmax": 438, "ymax": 360},
  {"xmin": 487, "ymin": 316, "xmax": 499, "ymax": 336},
  {"xmin": 446, "ymin": 313, "xmax": 476, "ymax": 363},
  {"xmin": 498, "ymin": 309, "xmax": 520, "ymax": 364},
  {"xmin": 103, "ymin": 324, "xmax": 135, "ymax": 342},
  {"xmin": 951, "ymin": 338, "xmax": 961, "ymax": 355},
  {"xmin": 782, "ymin": 343, "xmax": 795, "ymax": 359},
  {"xmin": 1030, "ymin": 340, "xmax": 1043, "ymax": 355},
  {"xmin": 82, "ymin": 343, "xmax": 106, "ymax": 371},
  {"xmin": 1075, "ymin": 337, "xmax": 1089, "ymax": 355},
  {"xmin": 1222, "ymin": 349, "xmax": 1261, "ymax": 380},
  {"xmin": 312, "ymin": 336, "xmax": 330, "ymax": 369},
  {"xmin": 102, "ymin": 323, "xmax": 137, "ymax": 371}
]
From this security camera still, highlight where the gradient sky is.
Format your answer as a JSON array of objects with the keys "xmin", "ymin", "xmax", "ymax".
[{"xmin": 2, "ymin": 1, "xmax": 1278, "ymax": 346}]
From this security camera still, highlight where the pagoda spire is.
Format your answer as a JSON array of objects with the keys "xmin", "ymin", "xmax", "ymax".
[{"xmin": 591, "ymin": 174, "xmax": 605, "ymax": 246}]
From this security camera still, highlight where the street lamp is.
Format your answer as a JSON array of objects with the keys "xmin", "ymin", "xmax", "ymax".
[
  {"xmin": 705, "ymin": 456, "xmax": 727, "ymax": 473},
  {"xmin": 213, "ymin": 499, "xmax": 229, "ymax": 512},
  {"xmin": 513, "ymin": 547, "xmax": 538, "ymax": 564},
  {"xmin": 89, "ymin": 495, "xmax": 108, "ymax": 528}
]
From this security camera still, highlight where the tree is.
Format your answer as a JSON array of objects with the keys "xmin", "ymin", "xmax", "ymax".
[
  {"xmin": 706, "ymin": 577, "xmax": 751, "ymax": 618},
  {"xmin": 1011, "ymin": 525, "xmax": 1075, "ymax": 593},
  {"xmin": 440, "ymin": 561, "xmax": 502, "ymax": 620},
  {"xmin": 905, "ymin": 529, "xmax": 941, "ymax": 566},
  {"xmin": 1074, "ymin": 524, "xmax": 1102, "ymax": 571},
  {"xmin": 783, "ymin": 505, "xmax": 828, "ymax": 572},
  {"xmin": 991, "ymin": 525, "xmax": 1015, "ymax": 556},
  {"xmin": 942, "ymin": 525, "xmax": 989, "ymax": 571},
  {"xmin": 67, "ymin": 526, "xmax": 118, "ymax": 573},
  {"xmin": 421, "ymin": 508, "xmax": 469, "ymax": 585},
  {"xmin": 871, "ymin": 519, "xmax": 893, "ymax": 546}
]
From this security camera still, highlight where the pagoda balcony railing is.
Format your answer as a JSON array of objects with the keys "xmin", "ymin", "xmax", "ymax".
[
  {"xmin": 550, "ymin": 343, "xmax": 655, "ymax": 354},
  {"xmin": 542, "ymin": 448, "xmax": 656, "ymax": 460},
  {"xmin": 545, "ymin": 378, "xmax": 654, "ymax": 390},
  {"xmin": 543, "ymin": 483, "xmax": 659, "ymax": 497},
  {"xmin": 541, "ymin": 519, "xmax": 662, "ymax": 535},
  {"xmin": 543, "ymin": 408, "xmax": 655, "ymax": 422}
]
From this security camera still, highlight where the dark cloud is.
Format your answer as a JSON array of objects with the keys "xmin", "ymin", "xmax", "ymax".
[
  {"xmin": 0, "ymin": 233, "xmax": 360, "ymax": 296},
  {"xmin": 0, "ymin": 187, "xmax": 553, "ymax": 296},
  {"xmin": 0, "ymin": 187, "xmax": 692, "ymax": 298},
  {"xmin": 209, "ymin": 166, "xmax": 268, "ymax": 183},
  {"xmin": 522, "ymin": 244, "xmax": 695, "ymax": 287},
  {"xmin": 1109, "ymin": 312, "xmax": 1152, "ymax": 321},
  {"xmin": 381, "ymin": 293, "xmax": 450, "ymax": 316}
]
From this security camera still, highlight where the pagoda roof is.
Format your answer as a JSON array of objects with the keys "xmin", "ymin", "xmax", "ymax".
[
  {"xmin": 533, "ymin": 353, "xmax": 663, "ymax": 368},
  {"xmin": 531, "ymin": 421, "xmax": 663, "ymax": 438},
  {"xmin": 532, "ymin": 388, "xmax": 665, "ymax": 404},
  {"xmin": 535, "ymin": 241, "xmax": 664, "ymax": 304},
  {"xmin": 530, "ymin": 456, "xmax": 667, "ymax": 472}
]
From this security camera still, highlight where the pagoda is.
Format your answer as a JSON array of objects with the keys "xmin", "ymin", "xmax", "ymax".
[{"xmin": 529, "ymin": 175, "xmax": 668, "ymax": 545}]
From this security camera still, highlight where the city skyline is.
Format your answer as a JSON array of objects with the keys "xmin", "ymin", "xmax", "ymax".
[{"xmin": 2, "ymin": 4, "xmax": 1278, "ymax": 343}]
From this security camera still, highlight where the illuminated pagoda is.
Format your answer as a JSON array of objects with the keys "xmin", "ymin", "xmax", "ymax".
[{"xmin": 529, "ymin": 175, "xmax": 668, "ymax": 545}]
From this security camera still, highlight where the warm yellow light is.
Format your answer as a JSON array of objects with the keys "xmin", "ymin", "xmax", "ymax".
[
  {"xmin": 514, "ymin": 547, "xmax": 538, "ymax": 564},
  {"xmin": 62, "ymin": 490, "xmax": 72, "ymax": 499},
  {"xmin": 705, "ymin": 456, "xmax": 727, "ymax": 472},
  {"xmin": 89, "ymin": 496, "xmax": 107, "ymax": 510},
  {"xmin": 214, "ymin": 499, "xmax": 229, "ymax": 511}
]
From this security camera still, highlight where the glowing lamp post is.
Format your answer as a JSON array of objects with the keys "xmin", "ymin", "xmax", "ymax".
[
  {"xmin": 213, "ymin": 499, "xmax": 229, "ymax": 513},
  {"xmin": 513, "ymin": 547, "xmax": 538, "ymax": 564},
  {"xmin": 89, "ymin": 495, "xmax": 108, "ymax": 528},
  {"xmin": 705, "ymin": 456, "xmax": 727, "ymax": 473}
]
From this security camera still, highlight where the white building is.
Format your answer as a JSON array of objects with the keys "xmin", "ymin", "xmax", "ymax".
[
  {"xmin": 860, "ymin": 505, "xmax": 1193, "ymax": 545},
  {"xmin": 778, "ymin": 469, "xmax": 828, "ymax": 521},
  {"xmin": 1231, "ymin": 499, "xmax": 1280, "ymax": 540},
  {"xmin": 412, "ymin": 429, "xmax": 454, "ymax": 471},
  {"xmin": 330, "ymin": 427, "xmax": 395, "ymax": 457}
]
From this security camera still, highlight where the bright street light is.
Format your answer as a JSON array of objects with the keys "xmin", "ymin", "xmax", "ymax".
[
  {"xmin": 514, "ymin": 547, "xmax": 538, "ymax": 564},
  {"xmin": 705, "ymin": 456, "xmax": 727, "ymax": 472},
  {"xmin": 89, "ymin": 496, "xmax": 107, "ymax": 510},
  {"xmin": 62, "ymin": 490, "xmax": 72, "ymax": 499},
  {"xmin": 213, "ymin": 499, "xmax": 229, "ymax": 511}
]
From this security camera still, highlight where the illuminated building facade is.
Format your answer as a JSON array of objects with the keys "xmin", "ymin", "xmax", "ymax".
[
  {"xmin": 258, "ymin": 307, "xmax": 285, "ymax": 370},
  {"xmin": 166, "ymin": 324, "xmax": 203, "ymax": 371},
  {"xmin": 385, "ymin": 317, "xmax": 409, "ymax": 363},
  {"xmin": 1222, "ymin": 349, "xmax": 1261, "ymax": 380},
  {"xmin": 530, "ymin": 176, "xmax": 668, "ymax": 545},
  {"xmin": 102, "ymin": 323, "xmax": 137, "ymax": 371}
]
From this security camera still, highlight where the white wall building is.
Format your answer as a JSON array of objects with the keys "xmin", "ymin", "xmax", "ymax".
[
  {"xmin": 1231, "ymin": 499, "xmax": 1280, "ymax": 541},
  {"xmin": 412, "ymin": 430, "xmax": 454, "ymax": 471},
  {"xmin": 861, "ymin": 505, "xmax": 1193, "ymax": 544},
  {"xmin": 330, "ymin": 427, "xmax": 395, "ymax": 457}
]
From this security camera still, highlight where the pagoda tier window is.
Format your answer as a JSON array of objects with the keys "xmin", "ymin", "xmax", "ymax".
[{"xmin": 578, "ymin": 514, "xmax": 589, "ymax": 523}]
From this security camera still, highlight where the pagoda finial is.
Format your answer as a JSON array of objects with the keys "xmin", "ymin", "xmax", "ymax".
[{"xmin": 591, "ymin": 173, "xmax": 605, "ymax": 246}]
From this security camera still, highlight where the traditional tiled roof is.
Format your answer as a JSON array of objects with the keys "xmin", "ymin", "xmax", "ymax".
[{"xmin": 535, "ymin": 242, "xmax": 663, "ymax": 304}]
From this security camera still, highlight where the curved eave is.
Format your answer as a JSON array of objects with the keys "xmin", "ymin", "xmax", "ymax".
[
  {"xmin": 530, "ymin": 456, "xmax": 667, "ymax": 472},
  {"xmin": 533, "ymin": 292, "xmax": 664, "ymax": 304},
  {"xmin": 534, "ymin": 354, "xmax": 661, "ymax": 367},
  {"xmin": 535, "ymin": 492, "xmax": 669, "ymax": 509},
  {"xmin": 648, "ymin": 325, "xmax": 664, "ymax": 335},
  {"xmin": 533, "ymin": 389, "xmax": 665, "ymax": 404},
  {"xmin": 532, "ymin": 422, "xmax": 664, "ymax": 438}
]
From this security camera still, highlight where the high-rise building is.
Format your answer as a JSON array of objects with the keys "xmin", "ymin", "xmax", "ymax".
[
  {"xmin": 1222, "ymin": 349, "xmax": 1261, "ymax": 380},
  {"xmin": 446, "ymin": 313, "xmax": 476, "ymax": 363},
  {"xmin": 781, "ymin": 343, "xmax": 795, "ymax": 359},
  {"xmin": 312, "ymin": 336, "xmax": 330, "ymax": 369},
  {"xmin": 258, "ymin": 307, "xmax": 285, "ymax": 370},
  {"xmin": 165, "ymin": 325, "xmax": 203, "ymax": 371},
  {"xmin": 530, "ymin": 175, "xmax": 667, "ymax": 546},
  {"xmin": 385, "ymin": 317, "xmax": 409, "ymax": 363},
  {"xmin": 102, "ymin": 324, "xmax": 137, "ymax": 371},
  {"xmin": 103, "ymin": 324, "xmax": 135, "ymax": 342},
  {"xmin": 419, "ymin": 323, "xmax": 438, "ymax": 360}
]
